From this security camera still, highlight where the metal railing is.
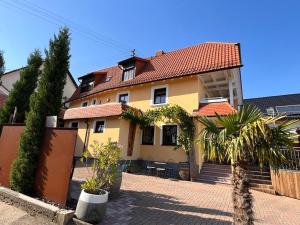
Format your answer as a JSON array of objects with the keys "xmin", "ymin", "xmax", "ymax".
[
  {"xmin": 280, "ymin": 147, "xmax": 300, "ymax": 170},
  {"xmin": 200, "ymin": 97, "xmax": 228, "ymax": 104}
]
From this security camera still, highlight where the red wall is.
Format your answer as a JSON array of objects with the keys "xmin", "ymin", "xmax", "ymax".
[{"xmin": 0, "ymin": 125, "xmax": 77, "ymax": 205}]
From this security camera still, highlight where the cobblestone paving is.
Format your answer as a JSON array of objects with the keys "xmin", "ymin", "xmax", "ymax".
[{"xmin": 72, "ymin": 167, "xmax": 300, "ymax": 225}]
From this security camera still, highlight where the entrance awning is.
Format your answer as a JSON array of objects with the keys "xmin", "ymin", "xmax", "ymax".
[{"xmin": 63, "ymin": 103, "xmax": 128, "ymax": 120}]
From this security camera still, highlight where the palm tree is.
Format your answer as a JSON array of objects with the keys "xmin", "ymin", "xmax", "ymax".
[{"xmin": 198, "ymin": 105, "xmax": 296, "ymax": 225}]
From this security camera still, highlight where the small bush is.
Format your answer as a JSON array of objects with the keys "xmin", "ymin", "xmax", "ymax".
[{"xmin": 81, "ymin": 139, "xmax": 121, "ymax": 194}]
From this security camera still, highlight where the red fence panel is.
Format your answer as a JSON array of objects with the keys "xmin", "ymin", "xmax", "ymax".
[{"xmin": 0, "ymin": 125, "xmax": 77, "ymax": 205}]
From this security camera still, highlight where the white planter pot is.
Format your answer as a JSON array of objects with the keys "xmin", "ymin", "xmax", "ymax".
[{"xmin": 75, "ymin": 189, "xmax": 108, "ymax": 223}]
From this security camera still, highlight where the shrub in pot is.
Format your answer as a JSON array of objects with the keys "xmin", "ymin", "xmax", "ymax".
[{"xmin": 75, "ymin": 139, "xmax": 121, "ymax": 223}]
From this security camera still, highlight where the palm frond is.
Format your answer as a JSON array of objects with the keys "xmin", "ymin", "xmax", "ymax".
[{"xmin": 198, "ymin": 104, "xmax": 297, "ymax": 170}]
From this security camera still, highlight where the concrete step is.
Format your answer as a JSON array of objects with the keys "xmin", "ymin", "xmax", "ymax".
[
  {"xmin": 201, "ymin": 166, "xmax": 232, "ymax": 173},
  {"xmin": 199, "ymin": 170, "xmax": 232, "ymax": 177},
  {"xmin": 248, "ymin": 170, "xmax": 271, "ymax": 176},
  {"xmin": 196, "ymin": 177, "xmax": 231, "ymax": 185},
  {"xmin": 249, "ymin": 178, "xmax": 272, "ymax": 185},
  {"xmin": 250, "ymin": 184, "xmax": 276, "ymax": 195},
  {"xmin": 248, "ymin": 174, "xmax": 271, "ymax": 180},
  {"xmin": 198, "ymin": 175, "xmax": 231, "ymax": 183},
  {"xmin": 249, "ymin": 165, "xmax": 270, "ymax": 170},
  {"xmin": 202, "ymin": 163, "xmax": 231, "ymax": 168},
  {"xmin": 198, "ymin": 174, "xmax": 232, "ymax": 181},
  {"xmin": 250, "ymin": 183, "xmax": 273, "ymax": 189}
]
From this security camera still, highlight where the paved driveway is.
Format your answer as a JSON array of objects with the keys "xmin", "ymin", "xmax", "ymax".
[{"xmin": 72, "ymin": 168, "xmax": 300, "ymax": 225}]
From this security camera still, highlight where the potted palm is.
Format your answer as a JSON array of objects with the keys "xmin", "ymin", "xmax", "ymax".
[
  {"xmin": 75, "ymin": 139, "xmax": 121, "ymax": 224},
  {"xmin": 198, "ymin": 105, "xmax": 296, "ymax": 225}
]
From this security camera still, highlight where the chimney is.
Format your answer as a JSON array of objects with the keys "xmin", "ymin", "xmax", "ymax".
[{"xmin": 155, "ymin": 50, "xmax": 165, "ymax": 57}]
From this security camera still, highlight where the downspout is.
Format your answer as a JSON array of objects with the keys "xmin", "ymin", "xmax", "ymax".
[{"xmin": 83, "ymin": 119, "xmax": 89, "ymax": 154}]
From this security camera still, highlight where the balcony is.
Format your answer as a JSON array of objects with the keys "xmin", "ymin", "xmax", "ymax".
[{"xmin": 198, "ymin": 68, "xmax": 243, "ymax": 108}]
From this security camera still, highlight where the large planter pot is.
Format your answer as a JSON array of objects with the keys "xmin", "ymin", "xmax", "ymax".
[
  {"xmin": 108, "ymin": 164, "xmax": 123, "ymax": 199},
  {"xmin": 75, "ymin": 189, "xmax": 108, "ymax": 224}
]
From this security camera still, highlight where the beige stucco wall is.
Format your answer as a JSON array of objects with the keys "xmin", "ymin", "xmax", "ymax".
[
  {"xmin": 67, "ymin": 75, "xmax": 214, "ymax": 165},
  {"xmin": 2, "ymin": 67, "xmax": 77, "ymax": 101},
  {"xmin": 70, "ymin": 75, "xmax": 202, "ymax": 115},
  {"xmin": 67, "ymin": 117, "xmax": 142, "ymax": 160}
]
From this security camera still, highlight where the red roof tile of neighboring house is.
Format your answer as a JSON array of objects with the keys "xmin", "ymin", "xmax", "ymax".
[
  {"xmin": 68, "ymin": 42, "xmax": 242, "ymax": 102},
  {"xmin": 0, "ymin": 94, "xmax": 7, "ymax": 108},
  {"xmin": 63, "ymin": 103, "xmax": 128, "ymax": 120},
  {"xmin": 192, "ymin": 102, "xmax": 237, "ymax": 117}
]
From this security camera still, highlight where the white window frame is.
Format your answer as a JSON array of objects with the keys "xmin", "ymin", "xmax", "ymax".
[
  {"xmin": 140, "ymin": 125, "xmax": 155, "ymax": 145},
  {"xmin": 81, "ymin": 101, "xmax": 88, "ymax": 107},
  {"xmin": 93, "ymin": 119, "xmax": 106, "ymax": 133},
  {"xmin": 160, "ymin": 124, "xmax": 179, "ymax": 146},
  {"xmin": 91, "ymin": 99, "xmax": 97, "ymax": 105},
  {"xmin": 69, "ymin": 121, "xmax": 79, "ymax": 129},
  {"xmin": 116, "ymin": 91, "xmax": 130, "ymax": 104},
  {"xmin": 150, "ymin": 84, "xmax": 168, "ymax": 106},
  {"xmin": 122, "ymin": 67, "xmax": 136, "ymax": 81}
]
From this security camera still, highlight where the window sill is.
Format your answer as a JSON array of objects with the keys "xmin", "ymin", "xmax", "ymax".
[
  {"xmin": 141, "ymin": 143, "xmax": 154, "ymax": 146},
  {"xmin": 150, "ymin": 103, "xmax": 168, "ymax": 107}
]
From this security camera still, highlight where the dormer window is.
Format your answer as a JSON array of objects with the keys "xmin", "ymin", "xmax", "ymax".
[
  {"xmin": 105, "ymin": 76, "xmax": 112, "ymax": 82},
  {"xmin": 80, "ymin": 76, "xmax": 95, "ymax": 93},
  {"xmin": 120, "ymin": 61, "xmax": 136, "ymax": 81},
  {"xmin": 118, "ymin": 57, "xmax": 148, "ymax": 82},
  {"xmin": 123, "ymin": 67, "xmax": 135, "ymax": 81}
]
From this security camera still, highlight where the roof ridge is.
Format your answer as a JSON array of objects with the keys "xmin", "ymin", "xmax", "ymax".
[
  {"xmin": 205, "ymin": 41, "xmax": 239, "ymax": 45},
  {"xmin": 91, "ymin": 42, "xmax": 239, "ymax": 73},
  {"xmin": 245, "ymin": 93, "xmax": 300, "ymax": 100},
  {"xmin": 152, "ymin": 41, "xmax": 239, "ymax": 58}
]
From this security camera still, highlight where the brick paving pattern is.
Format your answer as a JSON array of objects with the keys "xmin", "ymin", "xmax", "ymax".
[{"xmin": 72, "ymin": 167, "xmax": 300, "ymax": 225}]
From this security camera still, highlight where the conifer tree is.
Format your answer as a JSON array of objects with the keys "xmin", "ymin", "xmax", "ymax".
[
  {"xmin": 0, "ymin": 50, "xmax": 42, "ymax": 126},
  {"xmin": 10, "ymin": 27, "xmax": 70, "ymax": 194},
  {"xmin": 0, "ymin": 50, "xmax": 4, "ymax": 76}
]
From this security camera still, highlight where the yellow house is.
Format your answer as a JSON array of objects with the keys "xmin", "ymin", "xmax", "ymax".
[{"xmin": 63, "ymin": 42, "xmax": 243, "ymax": 173}]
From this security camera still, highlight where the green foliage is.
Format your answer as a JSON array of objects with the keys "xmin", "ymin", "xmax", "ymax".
[
  {"xmin": 81, "ymin": 139, "xmax": 121, "ymax": 194},
  {"xmin": 198, "ymin": 104, "xmax": 297, "ymax": 224},
  {"xmin": 198, "ymin": 104, "xmax": 297, "ymax": 170},
  {"xmin": 10, "ymin": 27, "xmax": 71, "ymax": 194},
  {"xmin": 0, "ymin": 50, "xmax": 4, "ymax": 76},
  {"xmin": 41, "ymin": 28, "xmax": 70, "ymax": 116},
  {"xmin": 0, "ymin": 50, "xmax": 42, "ymax": 126},
  {"xmin": 122, "ymin": 105, "xmax": 195, "ymax": 152}
]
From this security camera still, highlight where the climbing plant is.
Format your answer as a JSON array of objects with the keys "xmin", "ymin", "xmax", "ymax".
[{"xmin": 122, "ymin": 105, "xmax": 197, "ymax": 179}]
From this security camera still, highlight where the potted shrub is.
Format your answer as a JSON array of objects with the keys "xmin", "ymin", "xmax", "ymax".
[{"xmin": 75, "ymin": 139, "xmax": 121, "ymax": 223}]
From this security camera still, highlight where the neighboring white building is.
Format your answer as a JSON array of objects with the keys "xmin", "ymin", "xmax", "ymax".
[{"xmin": 0, "ymin": 66, "xmax": 78, "ymax": 107}]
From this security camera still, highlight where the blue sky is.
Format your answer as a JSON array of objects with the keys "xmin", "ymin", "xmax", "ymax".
[{"xmin": 0, "ymin": 0, "xmax": 299, "ymax": 98}]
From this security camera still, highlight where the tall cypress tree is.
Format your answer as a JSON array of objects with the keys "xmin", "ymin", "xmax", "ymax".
[
  {"xmin": 10, "ymin": 27, "xmax": 70, "ymax": 194},
  {"xmin": 0, "ymin": 50, "xmax": 42, "ymax": 126},
  {"xmin": 0, "ymin": 50, "xmax": 4, "ymax": 76}
]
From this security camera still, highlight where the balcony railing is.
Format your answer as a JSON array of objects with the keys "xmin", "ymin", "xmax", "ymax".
[
  {"xmin": 200, "ymin": 97, "xmax": 228, "ymax": 104},
  {"xmin": 280, "ymin": 147, "xmax": 300, "ymax": 170}
]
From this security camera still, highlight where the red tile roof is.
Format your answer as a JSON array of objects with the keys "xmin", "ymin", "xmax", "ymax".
[
  {"xmin": 0, "ymin": 94, "xmax": 7, "ymax": 108},
  {"xmin": 63, "ymin": 103, "xmax": 128, "ymax": 120},
  {"xmin": 69, "ymin": 42, "xmax": 242, "ymax": 102},
  {"xmin": 192, "ymin": 101, "xmax": 237, "ymax": 117}
]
